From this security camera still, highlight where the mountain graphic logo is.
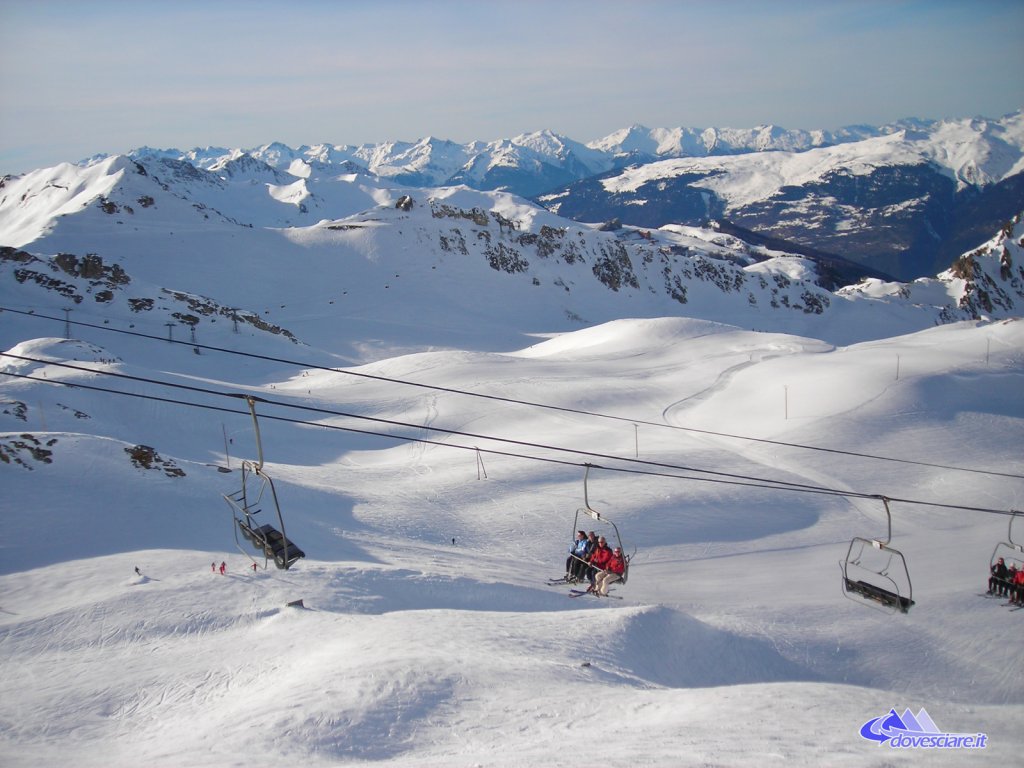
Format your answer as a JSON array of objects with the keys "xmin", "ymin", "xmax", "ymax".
[
  {"xmin": 859, "ymin": 708, "xmax": 987, "ymax": 750},
  {"xmin": 860, "ymin": 708, "xmax": 941, "ymax": 743}
]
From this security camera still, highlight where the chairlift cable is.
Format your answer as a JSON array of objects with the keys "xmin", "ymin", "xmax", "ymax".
[
  {"xmin": 1, "ymin": 366, "xmax": 1018, "ymax": 518},
  {"xmin": 2, "ymin": 351, "xmax": 988, "ymax": 502},
  {"xmin": 3, "ymin": 305, "xmax": 1020, "ymax": 481},
  {"xmin": 0, "ymin": 352, "xmax": 879, "ymax": 495}
]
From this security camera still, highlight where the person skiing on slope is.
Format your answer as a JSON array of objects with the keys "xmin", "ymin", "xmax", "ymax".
[{"xmin": 219, "ymin": 561, "xmax": 226, "ymax": 575}]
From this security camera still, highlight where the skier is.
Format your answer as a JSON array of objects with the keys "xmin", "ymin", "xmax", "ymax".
[
  {"xmin": 565, "ymin": 530, "xmax": 590, "ymax": 582},
  {"xmin": 251, "ymin": 562, "xmax": 258, "ymax": 574},
  {"xmin": 989, "ymin": 557, "xmax": 1009, "ymax": 596},
  {"xmin": 134, "ymin": 566, "xmax": 141, "ymax": 576},
  {"xmin": 219, "ymin": 561, "xmax": 226, "ymax": 575},
  {"xmin": 1012, "ymin": 567, "xmax": 1024, "ymax": 605},
  {"xmin": 585, "ymin": 536, "xmax": 612, "ymax": 592},
  {"xmin": 593, "ymin": 547, "xmax": 626, "ymax": 597},
  {"xmin": 211, "ymin": 562, "xmax": 216, "ymax": 573}
]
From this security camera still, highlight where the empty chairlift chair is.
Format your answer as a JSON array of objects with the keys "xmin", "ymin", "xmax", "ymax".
[
  {"xmin": 841, "ymin": 496, "xmax": 914, "ymax": 614},
  {"xmin": 222, "ymin": 395, "xmax": 305, "ymax": 570}
]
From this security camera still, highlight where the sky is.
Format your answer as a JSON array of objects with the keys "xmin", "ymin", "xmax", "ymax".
[{"xmin": 1, "ymin": 0, "xmax": 1023, "ymax": 175}]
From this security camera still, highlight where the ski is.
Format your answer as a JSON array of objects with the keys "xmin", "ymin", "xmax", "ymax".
[
  {"xmin": 569, "ymin": 588, "xmax": 623, "ymax": 600},
  {"xmin": 549, "ymin": 577, "xmax": 583, "ymax": 587}
]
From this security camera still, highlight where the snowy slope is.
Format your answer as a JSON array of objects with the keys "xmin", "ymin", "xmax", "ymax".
[
  {"xmin": 1, "ymin": 131, "xmax": 1023, "ymax": 766},
  {"xmin": 1, "ymin": 310, "xmax": 1022, "ymax": 766}
]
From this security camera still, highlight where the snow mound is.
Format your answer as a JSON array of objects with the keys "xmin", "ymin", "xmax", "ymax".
[
  {"xmin": 511, "ymin": 317, "xmax": 734, "ymax": 359},
  {"xmin": 1, "ymin": 337, "xmax": 121, "ymax": 373},
  {"xmin": 587, "ymin": 604, "xmax": 816, "ymax": 689}
]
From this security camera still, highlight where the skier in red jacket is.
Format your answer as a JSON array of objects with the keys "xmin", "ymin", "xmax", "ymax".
[
  {"xmin": 594, "ymin": 547, "xmax": 626, "ymax": 596},
  {"xmin": 586, "ymin": 537, "xmax": 612, "ymax": 592},
  {"xmin": 1012, "ymin": 566, "xmax": 1024, "ymax": 606}
]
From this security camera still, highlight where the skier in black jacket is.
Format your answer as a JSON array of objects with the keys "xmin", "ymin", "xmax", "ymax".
[{"xmin": 988, "ymin": 557, "xmax": 1009, "ymax": 596}]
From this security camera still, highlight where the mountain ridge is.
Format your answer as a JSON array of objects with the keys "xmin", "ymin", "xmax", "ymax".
[
  {"xmin": 2, "ymin": 142, "xmax": 1022, "ymax": 363},
  {"xmin": 4, "ymin": 109, "xmax": 1013, "ymax": 281},
  {"xmin": 28, "ymin": 110, "xmax": 1014, "ymax": 196}
]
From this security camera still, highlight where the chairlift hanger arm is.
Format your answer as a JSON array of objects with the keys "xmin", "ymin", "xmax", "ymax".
[
  {"xmin": 872, "ymin": 494, "xmax": 893, "ymax": 547},
  {"xmin": 1007, "ymin": 510, "xmax": 1022, "ymax": 549},
  {"xmin": 223, "ymin": 393, "xmax": 270, "ymax": 472}
]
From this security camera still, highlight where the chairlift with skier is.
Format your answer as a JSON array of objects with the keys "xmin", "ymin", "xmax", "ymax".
[
  {"xmin": 555, "ymin": 464, "xmax": 634, "ymax": 588},
  {"xmin": 986, "ymin": 510, "xmax": 1023, "ymax": 597},
  {"xmin": 222, "ymin": 396, "xmax": 305, "ymax": 570},
  {"xmin": 840, "ymin": 495, "xmax": 914, "ymax": 613}
]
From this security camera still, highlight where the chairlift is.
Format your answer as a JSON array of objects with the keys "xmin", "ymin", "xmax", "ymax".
[
  {"xmin": 987, "ymin": 510, "xmax": 1023, "ymax": 595},
  {"xmin": 566, "ymin": 464, "xmax": 633, "ymax": 585},
  {"xmin": 840, "ymin": 496, "xmax": 914, "ymax": 614},
  {"xmin": 222, "ymin": 396, "xmax": 305, "ymax": 570}
]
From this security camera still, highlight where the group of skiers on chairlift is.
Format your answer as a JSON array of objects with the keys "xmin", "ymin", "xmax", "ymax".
[
  {"xmin": 988, "ymin": 557, "xmax": 1024, "ymax": 605},
  {"xmin": 565, "ymin": 529, "xmax": 626, "ymax": 596}
]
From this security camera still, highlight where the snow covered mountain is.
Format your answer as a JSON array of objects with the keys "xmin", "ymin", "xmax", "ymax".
[
  {"xmin": 34, "ymin": 110, "xmax": 1005, "ymax": 281},
  {"xmin": 2, "ymin": 149, "xmax": 1023, "ymax": 359},
  {"xmin": 114, "ymin": 113, "xmax": 1022, "ymax": 197},
  {"xmin": 2, "ymin": 125, "xmax": 1024, "ymax": 766},
  {"xmin": 543, "ymin": 112, "xmax": 1024, "ymax": 280}
]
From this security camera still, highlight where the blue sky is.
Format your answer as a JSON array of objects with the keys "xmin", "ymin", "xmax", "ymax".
[{"xmin": 1, "ymin": 0, "xmax": 1022, "ymax": 174}]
